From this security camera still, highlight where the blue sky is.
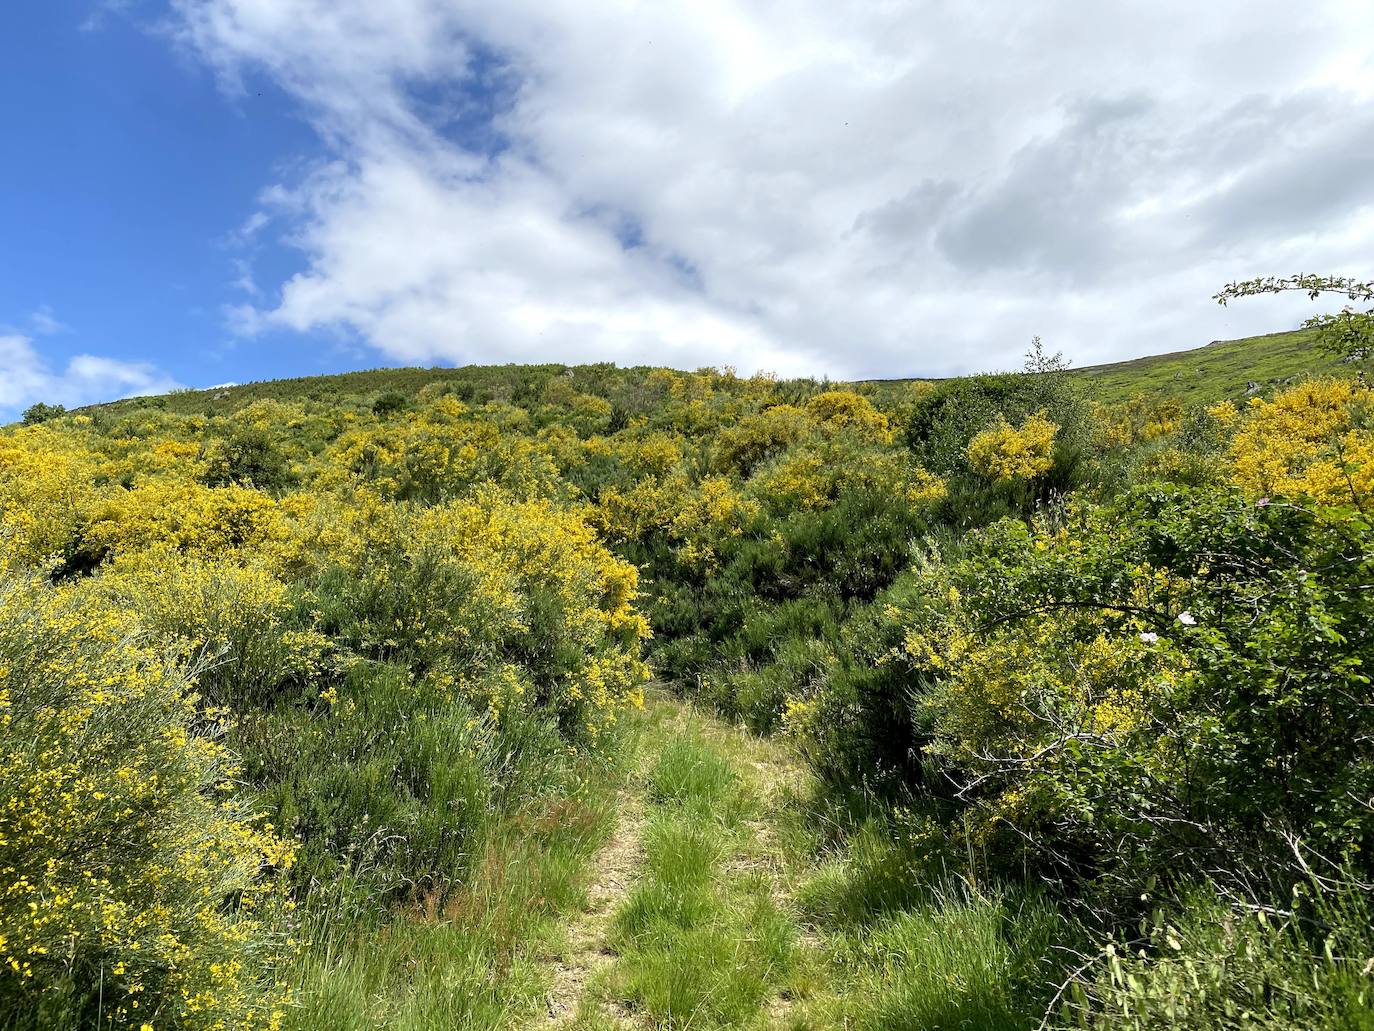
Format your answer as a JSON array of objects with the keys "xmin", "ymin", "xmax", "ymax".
[
  {"xmin": 4, "ymin": 1, "xmax": 1374, "ymax": 417},
  {"xmin": 0, "ymin": 1, "xmax": 359, "ymax": 413}
]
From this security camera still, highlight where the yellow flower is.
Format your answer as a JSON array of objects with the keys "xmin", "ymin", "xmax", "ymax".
[{"xmin": 967, "ymin": 411, "xmax": 1059, "ymax": 480}]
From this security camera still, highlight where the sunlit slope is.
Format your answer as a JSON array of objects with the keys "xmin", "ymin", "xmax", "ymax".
[
  {"xmin": 87, "ymin": 327, "xmax": 1354, "ymax": 418},
  {"xmin": 1067, "ymin": 328, "xmax": 1355, "ymax": 405}
]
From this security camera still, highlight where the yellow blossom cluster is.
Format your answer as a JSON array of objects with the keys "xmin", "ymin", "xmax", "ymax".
[
  {"xmin": 320, "ymin": 396, "xmax": 563, "ymax": 503},
  {"xmin": 966, "ymin": 411, "xmax": 1060, "ymax": 480},
  {"xmin": 1223, "ymin": 378, "xmax": 1374, "ymax": 506},
  {"xmin": 0, "ymin": 578, "xmax": 292, "ymax": 1029},
  {"xmin": 1092, "ymin": 397, "xmax": 1184, "ymax": 449},
  {"xmin": 803, "ymin": 390, "xmax": 893, "ymax": 443}
]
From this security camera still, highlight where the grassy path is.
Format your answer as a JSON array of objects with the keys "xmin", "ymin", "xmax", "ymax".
[
  {"xmin": 534, "ymin": 688, "xmax": 824, "ymax": 1031},
  {"xmin": 533, "ymin": 688, "xmax": 1057, "ymax": 1031},
  {"xmin": 541, "ymin": 785, "xmax": 646, "ymax": 1026}
]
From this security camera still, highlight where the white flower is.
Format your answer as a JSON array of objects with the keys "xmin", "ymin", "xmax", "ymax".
[
  {"xmin": 1177, "ymin": 611, "xmax": 1196, "ymax": 626},
  {"xmin": 1138, "ymin": 631, "xmax": 1159, "ymax": 644}
]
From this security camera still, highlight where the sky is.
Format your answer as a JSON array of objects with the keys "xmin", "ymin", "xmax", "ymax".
[{"xmin": 5, "ymin": 1, "xmax": 1374, "ymax": 416}]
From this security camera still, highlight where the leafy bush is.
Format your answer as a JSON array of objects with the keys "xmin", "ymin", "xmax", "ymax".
[
  {"xmin": 866, "ymin": 484, "xmax": 1374, "ymax": 896},
  {"xmin": 0, "ymin": 578, "xmax": 291, "ymax": 1030},
  {"xmin": 201, "ymin": 425, "xmax": 296, "ymax": 491},
  {"xmin": 19, "ymin": 403, "xmax": 66, "ymax": 426}
]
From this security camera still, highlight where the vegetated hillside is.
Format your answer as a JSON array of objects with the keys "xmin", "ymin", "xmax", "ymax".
[
  {"xmin": 1067, "ymin": 326, "xmax": 1357, "ymax": 405},
  {"xmin": 4, "ymin": 319, "xmax": 1374, "ymax": 1029},
  {"xmin": 82, "ymin": 326, "xmax": 1343, "ymax": 420}
]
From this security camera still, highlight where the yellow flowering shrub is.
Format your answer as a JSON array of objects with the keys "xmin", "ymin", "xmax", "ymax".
[
  {"xmin": 79, "ymin": 480, "xmax": 283, "ymax": 565},
  {"xmin": 613, "ymin": 432, "xmax": 685, "ymax": 479},
  {"xmin": 712, "ymin": 405, "xmax": 814, "ymax": 474},
  {"xmin": 583, "ymin": 476, "xmax": 681, "ymax": 544},
  {"xmin": 1205, "ymin": 399, "xmax": 1239, "ymax": 426},
  {"xmin": 803, "ymin": 390, "xmax": 892, "ymax": 443},
  {"xmin": 0, "ymin": 578, "xmax": 292, "ymax": 1029},
  {"xmin": 411, "ymin": 497, "xmax": 650, "ymax": 736},
  {"xmin": 1225, "ymin": 378, "xmax": 1374, "ymax": 505},
  {"xmin": 321, "ymin": 397, "xmax": 562, "ymax": 503},
  {"xmin": 668, "ymin": 477, "xmax": 760, "ymax": 570},
  {"xmin": 68, "ymin": 552, "xmax": 329, "ymax": 709},
  {"xmin": 1092, "ymin": 397, "xmax": 1183, "ymax": 449},
  {"xmin": 751, "ymin": 443, "xmax": 945, "ymax": 513},
  {"xmin": 966, "ymin": 411, "xmax": 1059, "ymax": 480},
  {"xmin": 0, "ymin": 426, "xmax": 104, "ymax": 571}
]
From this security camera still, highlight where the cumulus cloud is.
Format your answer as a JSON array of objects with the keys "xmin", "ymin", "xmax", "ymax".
[
  {"xmin": 0, "ymin": 334, "xmax": 182, "ymax": 418},
  {"xmin": 170, "ymin": 0, "xmax": 1374, "ymax": 377}
]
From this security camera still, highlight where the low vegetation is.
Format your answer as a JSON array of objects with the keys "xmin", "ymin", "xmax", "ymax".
[{"xmin": 3, "ymin": 288, "xmax": 1372, "ymax": 1029}]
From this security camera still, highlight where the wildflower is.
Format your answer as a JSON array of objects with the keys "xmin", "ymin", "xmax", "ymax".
[
  {"xmin": 1177, "ymin": 611, "xmax": 1196, "ymax": 626},
  {"xmin": 1138, "ymin": 631, "xmax": 1159, "ymax": 644}
]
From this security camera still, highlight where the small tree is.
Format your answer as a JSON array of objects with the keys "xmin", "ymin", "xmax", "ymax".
[
  {"xmin": 20, "ymin": 402, "xmax": 65, "ymax": 425},
  {"xmin": 1023, "ymin": 335, "xmax": 1070, "ymax": 374}
]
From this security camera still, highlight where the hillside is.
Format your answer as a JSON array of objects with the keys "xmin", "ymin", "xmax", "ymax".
[
  {"xmin": 1066, "ymin": 327, "xmax": 1356, "ymax": 405},
  {"xmin": 5, "ymin": 337, "xmax": 1374, "ymax": 1030},
  {"xmin": 81, "ymin": 327, "xmax": 1352, "ymax": 420}
]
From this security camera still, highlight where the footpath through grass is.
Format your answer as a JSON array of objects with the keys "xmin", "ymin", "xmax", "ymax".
[
  {"xmin": 541, "ymin": 690, "xmax": 1056, "ymax": 1031},
  {"xmin": 285, "ymin": 688, "xmax": 1063, "ymax": 1030}
]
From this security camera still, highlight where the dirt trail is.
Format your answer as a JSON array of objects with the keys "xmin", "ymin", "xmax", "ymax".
[
  {"xmin": 540, "ymin": 786, "xmax": 645, "ymax": 1027},
  {"xmin": 535, "ymin": 692, "xmax": 823, "ymax": 1029}
]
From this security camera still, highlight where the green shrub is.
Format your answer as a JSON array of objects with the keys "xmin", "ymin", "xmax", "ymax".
[
  {"xmin": 869, "ymin": 483, "xmax": 1374, "ymax": 895},
  {"xmin": 0, "ymin": 578, "xmax": 291, "ymax": 1030},
  {"xmin": 19, "ymin": 403, "xmax": 65, "ymax": 426},
  {"xmin": 202, "ymin": 425, "xmax": 296, "ymax": 491},
  {"xmin": 1059, "ymin": 884, "xmax": 1374, "ymax": 1031}
]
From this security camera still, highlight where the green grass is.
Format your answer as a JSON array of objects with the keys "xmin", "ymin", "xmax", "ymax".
[
  {"xmin": 283, "ymin": 738, "xmax": 624, "ymax": 1030},
  {"xmin": 776, "ymin": 784, "xmax": 1073, "ymax": 1031},
  {"xmin": 863, "ymin": 328, "xmax": 1360, "ymax": 407},
  {"xmin": 648, "ymin": 733, "xmax": 755, "ymax": 825},
  {"xmin": 814, "ymin": 888, "xmax": 1059, "ymax": 1031},
  {"xmin": 591, "ymin": 713, "xmax": 802, "ymax": 1030},
  {"xmin": 1066, "ymin": 328, "xmax": 1359, "ymax": 406}
]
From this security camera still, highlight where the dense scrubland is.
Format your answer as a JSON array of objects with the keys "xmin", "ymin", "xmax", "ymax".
[{"xmin": 2, "ymin": 312, "xmax": 1373, "ymax": 1028}]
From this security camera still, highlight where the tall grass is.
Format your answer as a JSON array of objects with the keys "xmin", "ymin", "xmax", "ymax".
[
  {"xmin": 1056, "ymin": 882, "xmax": 1374, "ymax": 1031},
  {"xmin": 605, "ymin": 730, "xmax": 798, "ymax": 1029},
  {"xmin": 287, "ymin": 769, "xmax": 619, "ymax": 1029},
  {"xmin": 818, "ymin": 885, "xmax": 1060, "ymax": 1031}
]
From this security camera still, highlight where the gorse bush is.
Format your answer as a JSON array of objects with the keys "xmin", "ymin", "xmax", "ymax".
[
  {"xmin": 0, "ymin": 577, "xmax": 292, "ymax": 1030},
  {"xmin": 966, "ymin": 410, "xmax": 1060, "ymax": 480},
  {"xmin": 877, "ymin": 484, "xmax": 1374, "ymax": 894}
]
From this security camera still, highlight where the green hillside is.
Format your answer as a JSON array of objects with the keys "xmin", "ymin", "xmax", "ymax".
[
  {"xmin": 83, "ymin": 326, "xmax": 1358, "ymax": 420},
  {"xmin": 8, "ymin": 321, "xmax": 1374, "ymax": 1030},
  {"xmin": 1067, "ymin": 327, "xmax": 1358, "ymax": 405}
]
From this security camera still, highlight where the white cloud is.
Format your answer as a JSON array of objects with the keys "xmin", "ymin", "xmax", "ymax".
[
  {"xmin": 28, "ymin": 306, "xmax": 71, "ymax": 336},
  {"xmin": 171, "ymin": 0, "xmax": 1374, "ymax": 377},
  {"xmin": 0, "ymin": 334, "xmax": 182, "ymax": 418}
]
